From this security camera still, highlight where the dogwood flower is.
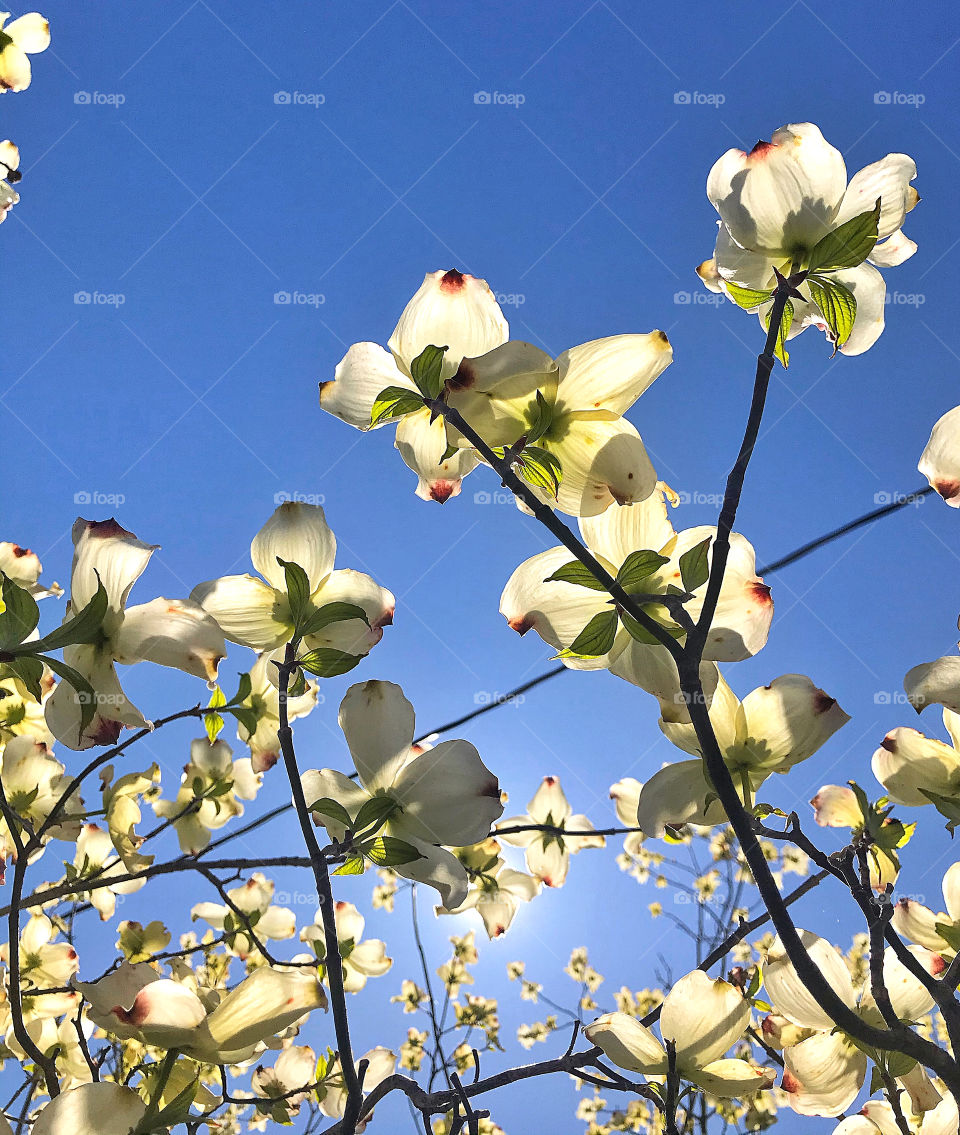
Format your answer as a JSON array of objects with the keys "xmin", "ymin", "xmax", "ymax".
[
  {"xmin": 79, "ymin": 960, "xmax": 326, "ymax": 1062},
  {"xmin": 236, "ymin": 653, "xmax": 318, "ymax": 771},
  {"xmin": 252, "ymin": 1044, "xmax": 317, "ymax": 1122},
  {"xmin": 0, "ymin": 540, "xmax": 61, "ymax": 598},
  {"xmin": 919, "ymin": 406, "xmax": 960, "ymax": 507},
  {"xmin": 191, "ymin": 502, "xmax": 393, "ymax": 671},
  {"xmin": 497, "ymin": 775, "xmax": 604, "ymax": 887},
  {"xmin": 437, "ymin": 839, "xmax": 540, "ymax": 938},
  {"xmin": 891, "ymin": 860, "xmax": 960, "ymax": 958},
  {"xmin": 0, "ymin": 12, "xmax": 49, "ymax": 92},
  {"xmin": 70, "ymin": 822, "xmax": 146, "ymax": 921},
  {"xmin": 300, "ymin": 900, "xmax": 392, "ymax": 991},
  {"xmin": 31, "ymin": 1083, "xmax": 147, "ymax": 1135},
  {"xmin": 0, "ymin": 140, "xmax": 19, "ymax": 222},
  {"xmin": 44, "ymin": 519, "xmax": 226, "ymax": 749},
  {"xmin": 810, "ymin": 784, "xmax": 914, "ymax": 889},
  {"xmin": 834, "ymin": 1095, "xmax": 959, "ymax": 1135},
  {"xmin": 191, "ymin": 873, "xmax": 296, "ymax": 959},
  {"xmin": 2, "ymin": 913, "xmax": 80, "ymax": 1020},
  {"xmin": 319, "ymin": 1045, "xmax": 396, "ymax": 1128},
  {"xmin": 501, "ymin": 485, "xmax": 772, "ymax": 700},
  {"xmin": 0, "ymin": 664, "xmax": 55, "ymax": 747},
  {"xmin": 585, "ymin": 969, "xmax": 774, "ymax": 1097},
  {"xmin": 699, "ymin": 123, "xmax": 918, "ymax": 355},
  {"xmin": 302, "ymin": 680, "xmax": 503, "ymax": 908},
  {"xmin": 872, "ymin": 709, "xmax": 960, "ymax": 816},
  {"xmin": 0, "ymin": 737, "xmax": 83, "ymax": 875},
  {"xmin": 445, "ymin": 331, "xmax": 672, "ymax": 516},
  {"xmin": 320, "ymin": 269, "xmax": 508, "ymax": 501},
  {"xmin": 636, "ymin": 675, "xmax": 849, "ymax": 836},
  {"xmin": 763, "ymin": 930, "xmax": 944, "ymax": 1116},
  {"xmin": 152, "ymin": 736, "xmax": 261, "ymax": 854}
]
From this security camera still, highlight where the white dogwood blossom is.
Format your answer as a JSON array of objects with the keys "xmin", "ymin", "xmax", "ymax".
[
  {"xmin": 586, "ymin": 969, "xmax": 774, "ymax": 1097},
  {"xmin": 0, "ymin": 12, "xmax": 49, "ymax": 92},
  {"xmin": 872, "ymin": 709, "xmax": 960, "ymax": 815},
  {"xmin": 0, "ymin": 140, "xmax": 19, "ymax": 222},
  {"xmin": 44, "ymin": 519, "xmax": 226, "ymax": 749},
  {"xmin": 31, "ymin": 1083, "xmax": 147, "ymax": 1135},
  {"xmin": 919, "ymin": 406, "xmax": 960, "ymax": 507},
  {"xmin": 833, "ymin": 1095, "xmax": 959, "ymax": 1135},
  {"xmin": 300, "ymin": 900, "xmax": 392, "ymax": 992},
  {"xmin": 699, "ymin": 123, "xmax": 918, "ymax": 355},
  {"xmin": 891, "ymin": 861, "xmax": 960, "ymax": 959},
  {"xmin": 191, "ymin": 873, "xmax": 295, "ymax": 959},
  {"xmin": 321, "ymin": 269, "xmax": 508, "ymax": 501},
  {"xmin": 302, "ymin": 680, "xmax": 503, "ymax": 908},
  {"xmin": 437, "ymin": 839, "xmax": 541, "ymax": 938}
]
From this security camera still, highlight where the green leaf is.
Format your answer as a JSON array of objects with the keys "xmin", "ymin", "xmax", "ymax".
[
  {"xmin": 410, "ymin": 344, "xmax": 448, "ymax": 399},
  {"xmin": 4, "ymin": 655, "xmax": 44, "ymax": 702},
  {"xmin": 678, "ymin": 537, "xmax": 711, "ymax": 593},
  {"xmin": 299, "ymin": 602, "xmax": 370, "ymax": 639},
  {"xmin": 277, "ymin": 558, "xmax": 312, "ymax": 633},
  {"xmin": 288, "ymin": 668, "xmax": 307, "ymax": 698},
  {"xmin": 353, "ymin": 795, "xmax": 401, "ymax": 835},
  {"xmin": 334, "ymin": 854, "xmax": 365, "ymax": 876},
  {"xmin": 764, "ymin": 297, "xmax": 794, "ymax": 368},
  {"xmin": 525, "ymin": 390, "xmax": 554, "ymax": 444},
  {"xmin": 516, "ymin": 446, "xmax": 562, "ymax": 499},
  {"xmin": 616, "ymin": 550, "xmax": 670, "ymax": 591},
  {"xmin": 543, "ymin": 561, "xmax": 608, "ymax": 591},
  {"xmin": 229, "ymin": 706, "xmax": 260, "ymax": 737},
  {"xmin": 40, "ymin": 655, "xmax": 99, "ymax": 736},
  {"xmin": 620, "ymin": 609, "xmax": 681, "ymax": 645},
  {"xmin": 438, "ymin": 442, "xmax": 459, "ymax": 464},
  {"xmin": 297, "ymin": 648, "xmax": 362, "ymax": 678},
  {"xmin": 361, "ymin": 835, "xmax": 424, "ymax": 867},
  {"xmin": 28, "ymin": 579, "xmax": 106, "ymax": 653},
  {"xmin": 308, "ymin": 797, "xmax": 355, "ymax": 828},
  {"xmin": 0, "ymin": 574, "xmax": 40, "ymax": 650},
  {"xmin": 724, "ymin": 282, "xmax": 773, "ymax": 310},
  {"xmin": 204, "ymin": 687, "xmax": 225, "ymax": 744},
  {"xmin": 806, "ymin": 200, "xmax": 881, "ymax": 273},
  {"xmin": 806, "ymin": 275, "xmax": 857, "ymax": 352},
  {"xmin": 555, "ymin": 610, "xmax": 618, "ymax": 659},
  {"xmin": 228, "ymin": 671, "xmax": 253, "ymax": 707},
  {"xmin": 371, "ymin": 385, "xmax": 425, "ymax": 426}
]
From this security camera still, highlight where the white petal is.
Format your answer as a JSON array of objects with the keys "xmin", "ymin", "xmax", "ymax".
[
  {"xmin": 0, "ymin": 41, "xmax": 31, "ymax": 91},
  {"xmin": 32, "ymin": 1084, "xmax": 146, "ymax": 1135},
  {"xmin": 583, "ymin": 1012, "xmax": 666, "ymax": 1074},
  {"xmin": 320, "ymin": 342, "xmax": 411, "ymax": 430},
  {"xmin": 388, "ymin": 270, "xmax": 508, "ymax": 376},
  {"xmin": 338, "ymin": 680, "xmax": 416, "ymax": 792},
  {"xmin": 527, "ymin": 775, "xmax": 572, "ymax": 824},
  {"xmin": 44, "ymin": 644, "xmax": 146, "ymax": 751},
  {"xmin": 395, "ymin": 410, "xmax": 478, "ymax": 503},
  {"xmin": 609, "ymin": 777, "xmax": 643, "ymax": 827},
  {"xmin": 554, "ymin": 333, "xmax": 673, "ymax": 417},
  {"xmin": 391, "ymin": 739, "xmax": 502, "ymax": 846},
  {"xmin": 944, "ymin": 861, "xmax": 960, "ymax": 921},
  {"xmin": 918, "ymin": 406, "xmax": 960, "ymax": 507},
  {"xmin": 397, "ymin": 837, "xmax": 470, "ymax": 908},
  {"xmin": 782, "ymin": 1032, "xmax": 867, "ymax": 1117},
  {"xmin": 5, "ymin": 13, "xmax": 50, "ymax": 53},
  {"xmin": 890, "ymin": 899, "xmax": 950, "ymax": 955},
  {"xmin": 308, "ymin": 568, "xmax": 395, "ymax": 656},
  {"xmin": 707, "ymin": 123, "xmax": 847, "ymax": 255},
  {"xmin": 525, "ymin": 839, "xmax": 568, "ymax": 887},
  {"xmin": 860, "ymin": 945, "xmax": 944, "ymax": 1021},
  {"xmin": 810, "ymin": 784, "xmax": 862, "ymax": 828},
  {"xmin": 712, "ymin": 223, "xmax": 782, "ymax": 290},
  {"xmin": 541, "ymin": 416, "xmax": 658, "ymax": 518},
  {"xmin": 202, "ymin": 968, "xmax": 326, "ymax": 1058},
  {"xmin": 113, "ymin": 597, "xmax": 225, "ymax": 681},
  {"xmin": 301, "ymin": 769, "xmax": 370, "ymax": 840},
  {"xmin": 251, "ymin": 502, "xmax": 336, "ymax": 593},
  {"xmin": 920, "ymin": 1093, "xmax": 959, "ymax": 1135},
  {"xmin": 835, "ymin": 154, "xmax": 918, "ymax": 239},
  {"xmin": 870, "ymin": 228, "xmax": 917, "ymax": 267},
  {"xmin": 690, "ymin": 1058, "xmax": 776, "ymax": 1098},
  {"xmin": 578, "ymin": 485, "xmax": 676, "ymax": 571},
  {"xmin": 661, "ymin": 970, "xmax": 750, "ymax": 1066},
  {"xmin": 872, "ymin": 726, "xmax": 960, "ymax": 806},
  {"xmin": 70, "ymin": 518, "xmax": 156, "ymax": 626},
  {"xmin": 737, "ymin": 675, "xmax": 850, "ymax": 773},
  {"xmin": 636, "ymin": 760, "xmax": 728, "ymax": 836},
  {"xmin": 763, "ymin": 930, "xmax": 857, "ymax": 1029},
  {"xmin": 190, "ymin": 574, "xmax": 290, "ymax": 651}
]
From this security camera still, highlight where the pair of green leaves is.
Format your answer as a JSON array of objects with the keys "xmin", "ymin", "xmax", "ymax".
[
  {"xmin": 203, "ymin": 672, "xmax": 258, "ymax": 744},
  {"xmin": 370, "ymin": 344, "xmax": 449, "ymax": 425},
  {"xmin": 490, "ymin": 441, "xmax": 563, "ymax": 500},
  {"xmin": 547, "ymin": 538, "xmax": 711, "ymax": 659},
  {"xmin": 309, "ymin": 794, "xmax": 423, "ymax": 875},
  {"xmin": 0, "ymin": 572, "xmax": 111, "ymax": 737}
]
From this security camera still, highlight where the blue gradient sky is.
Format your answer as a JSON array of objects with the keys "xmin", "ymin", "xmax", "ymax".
[{"xmin": 4, "ymin": 1, "xmax": 960, "ymax": 1130}]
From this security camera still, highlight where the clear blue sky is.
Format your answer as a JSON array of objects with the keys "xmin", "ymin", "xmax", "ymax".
[{"xmin": 4, "ymin": 1, "xmax": 960, "ymax": 1129}]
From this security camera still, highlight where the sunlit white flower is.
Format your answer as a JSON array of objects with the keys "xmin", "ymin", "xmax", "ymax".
[
  {"xmin": 45, "ymin": 519, "xmax": 226, "ymax": 749},
  {"xmin": 0, "ymin": 539, "xmax": 61, "ymax": 598},
  {"xmin": 700, "ymin": 123, "xmax": 918, "ymax": 355},
  {"xmin": 0, "ymin": 737, "xmax": 83, "ymax": 876},
  {"xmin": 497, "ymin": 775, "xmax": 604, "ymax": 886},
  {"xmin": 437, "ymin": 839, "xmax": 540, "ymax": 938},
  {"xmin": 586, "ymin": 969, "xmax": 773, "ymax": 1097},
  {"xmin": 321, "ymin": 269, "xmax": 508, "ymax": 501},
  {"xmin": 891, "ymin": 860, "xmax": 960, "ymax": 959},
  {"xmin": 919, "ymin": 406, "xmax": 960, "ymax": 507},
  {"xmin": 252, "ymin": 1044, "xmax": 317, "ymax": 1121},
  {"xmin": 872, "ymin": 709, "xmax": 960, "ymax": 810},
  {"xmin": 319, "ymin": 1045, "xmax": 396, "ymax": 1129},
  {"xmin": 192, "ymin": 502, "xmax": 393, "ymax": 672},
  {"xmin": 0, "ymin": 12, "xmax": 50, "ymax": 92},
  {"xmin": 300, "ymin": 900, "xmax": 392, "ymax": 992},
  {"xmin": 501, "ymin": 485, "xmax": 771, "ymax": 700},
  {"xmin": 833, "ymin": 1092, "xmax": 958, "ymax": 1134},
  {"xmin": 0, "ymin": 913, "xmax": 79, "ymax": 1020},
  {"xmin": 236, "ymin": 653, "xmax": 318, "ymax": 771},
  {"xmin": 0, "ymin": 140, "xmax": 19, "ymax": 222},
  {"xmin": 70, "ymin": 822, "xmax": 145, "ymax": 921},
  {"xmin": 31, "ymin": 1083, "xmax": 146, "ymax": 1135},
  {"xmin": 302, "ymin": 680, "xmax": 503, "ymax": 907},
  {"xmin": 191, "ymin": 873, "xmax": 295, "ymax": 959}
]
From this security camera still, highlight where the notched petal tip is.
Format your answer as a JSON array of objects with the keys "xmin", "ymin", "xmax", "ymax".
[
  {"xmin": 429, "ymin": 480, "xmax": 456, "ymax": 503},
  {"xmin": 439, "ymin": 269, "xmax": 466, "ymax": 292}
]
